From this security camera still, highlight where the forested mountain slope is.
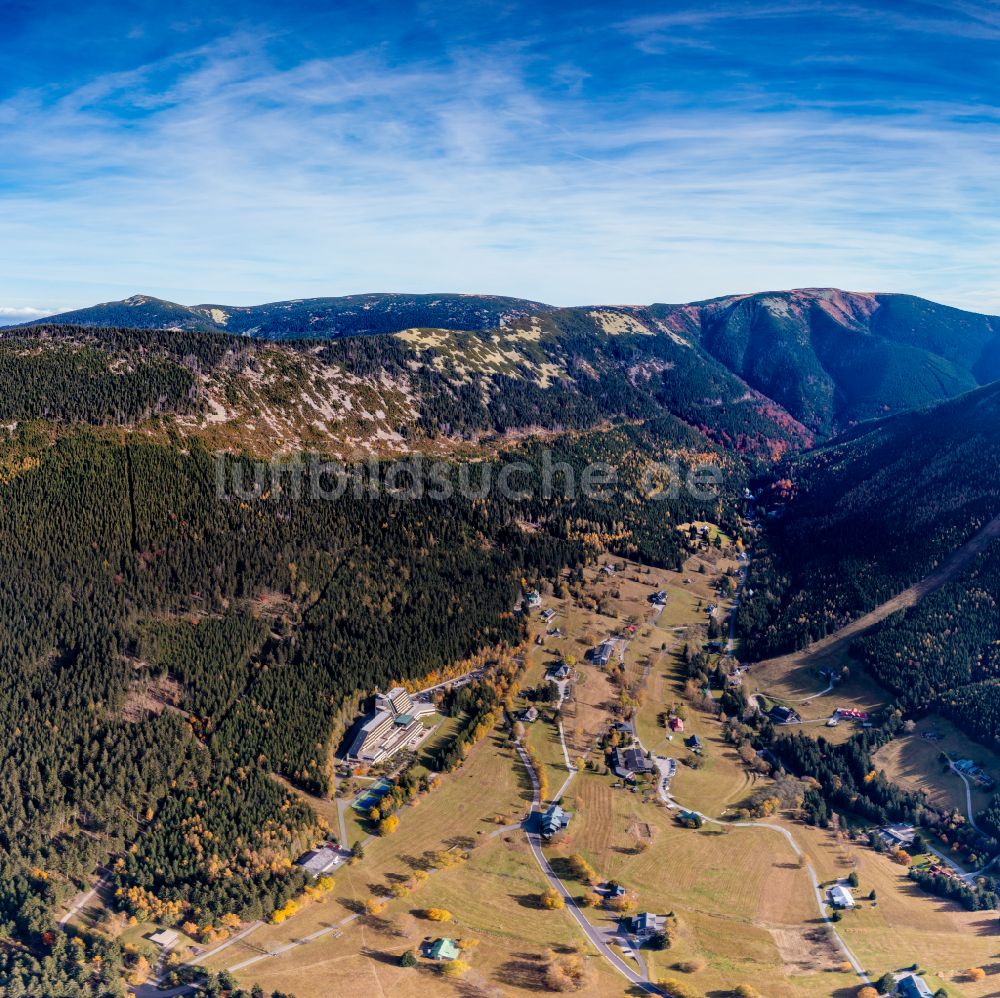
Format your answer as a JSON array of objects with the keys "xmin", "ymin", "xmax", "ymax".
[
  {"xmin": 26, "ymin": 288, "xmax": 1000, "ymax": 440},
  {"xmin": 740, "ymin": 381, "xmax": 1000, "ymax": 658},
  {"xmin": 4, "ymin": 289, "xmax": 1000, "ymax": 993},
  {"xmin": 652, "ymin": 288, "xmax": 1000, "ymax": 434},
  {"xmin": 3, "ymin": 317, "xmax": 812, "ymax": 461}
]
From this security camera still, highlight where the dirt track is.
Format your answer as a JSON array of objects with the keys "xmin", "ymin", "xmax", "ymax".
[{"xmin": 752, "ymin": 512, "xmax": 1000, "ymax": 675}]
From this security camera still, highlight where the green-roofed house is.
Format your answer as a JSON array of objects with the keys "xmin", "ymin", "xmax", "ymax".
[{"xmin": 427, "ymin": 938, "xmax": 461, "ymax": 961}]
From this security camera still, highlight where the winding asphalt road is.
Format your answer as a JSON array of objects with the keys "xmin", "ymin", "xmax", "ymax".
[{"xmin": 514, "ymin": 744, "xmax": 663, "ymax": 995}]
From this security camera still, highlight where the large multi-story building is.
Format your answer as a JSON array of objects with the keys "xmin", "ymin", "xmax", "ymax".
[{"xmin": 348, "ymin": 687, "xmax": 435, "ymax": 765}]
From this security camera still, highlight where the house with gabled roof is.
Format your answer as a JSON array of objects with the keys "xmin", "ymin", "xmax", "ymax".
[
  {"xmin": 427, "ymin": 938, "xmax": 461, "ymax": 961},
  {"xmin": 896, "ymin": 975, "xmax": 933, "ymax": 998},
  {"xmin": 541, "ymin": 803, "xmax": 571, "ymax": 839},
  {"xmin": 630, "ymin": 912, "xmax": 666, "ymax": 939}
]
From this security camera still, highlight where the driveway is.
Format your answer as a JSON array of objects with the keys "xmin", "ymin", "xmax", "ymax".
[{"xmin": 515, "ymin": 744, "xmax": 663, "ymax": 995}]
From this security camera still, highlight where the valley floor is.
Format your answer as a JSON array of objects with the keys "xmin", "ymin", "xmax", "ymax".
[{"xmin": 104, "ymin": 530, "xmax": 1000, "ymax": 998}]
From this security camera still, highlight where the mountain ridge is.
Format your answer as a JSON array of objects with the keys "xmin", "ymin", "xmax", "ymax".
[
  {"xmin": 13, "ymin": 287, "xmax": 1000, "ymax": 443},
  {"xmin": 17, "ymin": 292, "xmax": 556, "ymax": 338}
]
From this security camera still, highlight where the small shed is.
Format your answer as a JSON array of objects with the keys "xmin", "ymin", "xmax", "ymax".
[{"xmin": 149, "ymin": 929, "xmax": 179, "ymax": 948}]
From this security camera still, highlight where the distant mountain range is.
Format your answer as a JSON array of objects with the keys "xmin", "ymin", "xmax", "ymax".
[
  {"xmin": 21, "ymin": 288, "xmax": 1000, "ymax": 436},
  {"xmin": 20, "ymin": 292, "xmax": 554, "ymax": 338}
]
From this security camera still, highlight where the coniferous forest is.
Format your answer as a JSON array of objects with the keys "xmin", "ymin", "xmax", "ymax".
[{"xmin": 0, "ymin": 363, "xmax": 737, "ymax": 994}]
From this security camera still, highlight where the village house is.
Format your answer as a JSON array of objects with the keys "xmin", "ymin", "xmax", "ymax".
[
  {"xmin": 148, "ymin": 929, "xmax": 179, "ymax": 949},
  {"xmin": 896, "ymin": 975, "xmax": 934, "ymax": 998},
  {"xmin": 541, "ymin": 802, "xmax": 571, "ymax": 839},
  {"xmin": 547, "ymin": 662, "xmax": 572, "ymax": 682},
  {"xmin": 630, "ymin": 912, "xmax": 666, "ymax": 940},
  {"xmin": 592, "ymin": 640, "xmax": 615, "ymax": 667},
  {"xmin": 828, "ymin": 885, "xmax": 855, "ymax": 909},
  {"xmin": 836, "ymin": 707, "xmax": 869, "ymax": 721},
  {"xmin": 613, "ymin": 747, "xmax": 653, "ymax": 779},
  {"xmin": 427, "ymin": 938, "xmax": 461, "ymax": 961},
  {"xmin": 877, "ymin": 825, "xmax": 916, "ymax": 850},
  {"xmin": 768, "ymin": 704, "xmax": 801, "ymax": 725}
]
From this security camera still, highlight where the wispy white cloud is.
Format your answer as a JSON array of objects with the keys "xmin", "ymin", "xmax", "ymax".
[
  {"xmin": 1, "ymin": 22, "xmax": 998, "ymax": 313},
  {"xmin": 0, "ymin": 306, "xmax": 55, "ymax": 326}
]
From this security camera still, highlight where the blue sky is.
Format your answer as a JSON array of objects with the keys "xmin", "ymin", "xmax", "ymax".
[{"xmin": 2, "ymin": 0, "xmax": 999, "ymax": 319}]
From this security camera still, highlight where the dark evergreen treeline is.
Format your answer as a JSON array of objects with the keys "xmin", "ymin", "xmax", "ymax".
[
  {"xmin": 851, "ymin": 542, "xmax": 1000, "ymax": 713},
  {"xmin": 908, "ymin": 866, "xmax": 999, "ymax": 911},
  {"xmin": 739, "ymin": 381, "xmax": 1000, "ymax": 658},
  {"xmin": 0, "ymin": 342, "xmax": 197, "ymax": 423},
  {"xmin": 0, "ymin": 405, "xmax": 738, "ymax": 991}
]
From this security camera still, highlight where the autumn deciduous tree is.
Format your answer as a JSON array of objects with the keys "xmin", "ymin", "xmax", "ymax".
[
  {"xmin": 126, "ymin": 955, "xmax": 151, "ymax": 986},
  {"xmin": 540, "ymin": 886, "xmax": 565, "ymax": 910},
  {"xmin": 607, "ymin": 893, "xmax": 637, "ymax": 913},
  {"xmin": 423, "ymin": 908, "xmax": 453, "ymax": 921},
  {"xmin": 657, "ymin": 978, "xmax": 699, "ymax": 998},
  {"xmin": 567, "ymin": 853, "xmax": 599, "ymax": 885},
  {"xmin": 543, "ymin": 951, "xmax": 592, "ymax": 992},
  {"xmin": 966, "ymin": 968, "xmax": 986, "ymax": 982},
  {"xmin": 378, "ymin": 814, "xmax": 400, "ymax": 836}
]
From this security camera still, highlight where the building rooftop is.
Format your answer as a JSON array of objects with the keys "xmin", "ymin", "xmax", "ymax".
[
  {"xmin": 613, "ymin": 747, "xmax": 652, "ymax": 776},
  {"xmin": 297, "ymin": 845, "xmax": 342, "ymax": 877},
  {"xmin": 593, "ymin": 640, "xmax": 615, "ymax": 665},
  {"xmin": 541, "ymin": 803, "xmax": 571, "ymax": 837},
  {"xmin": 828, "ymin": 885, "xmax": 855, "ymax": 908},
  {"xmin": 428, "ymin": 938, "xmax": 461, "ymax": 961},
  {"xmin": 149, "ymin": 929, "xmax": 179, "ymax": 948},
  {"xmin": 631, "ymin": 912, "xmax": 666, "ymax": 935},
  {"xmin": 897, "ymin": 975, "xmax": 934, "ymax": 998}
]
